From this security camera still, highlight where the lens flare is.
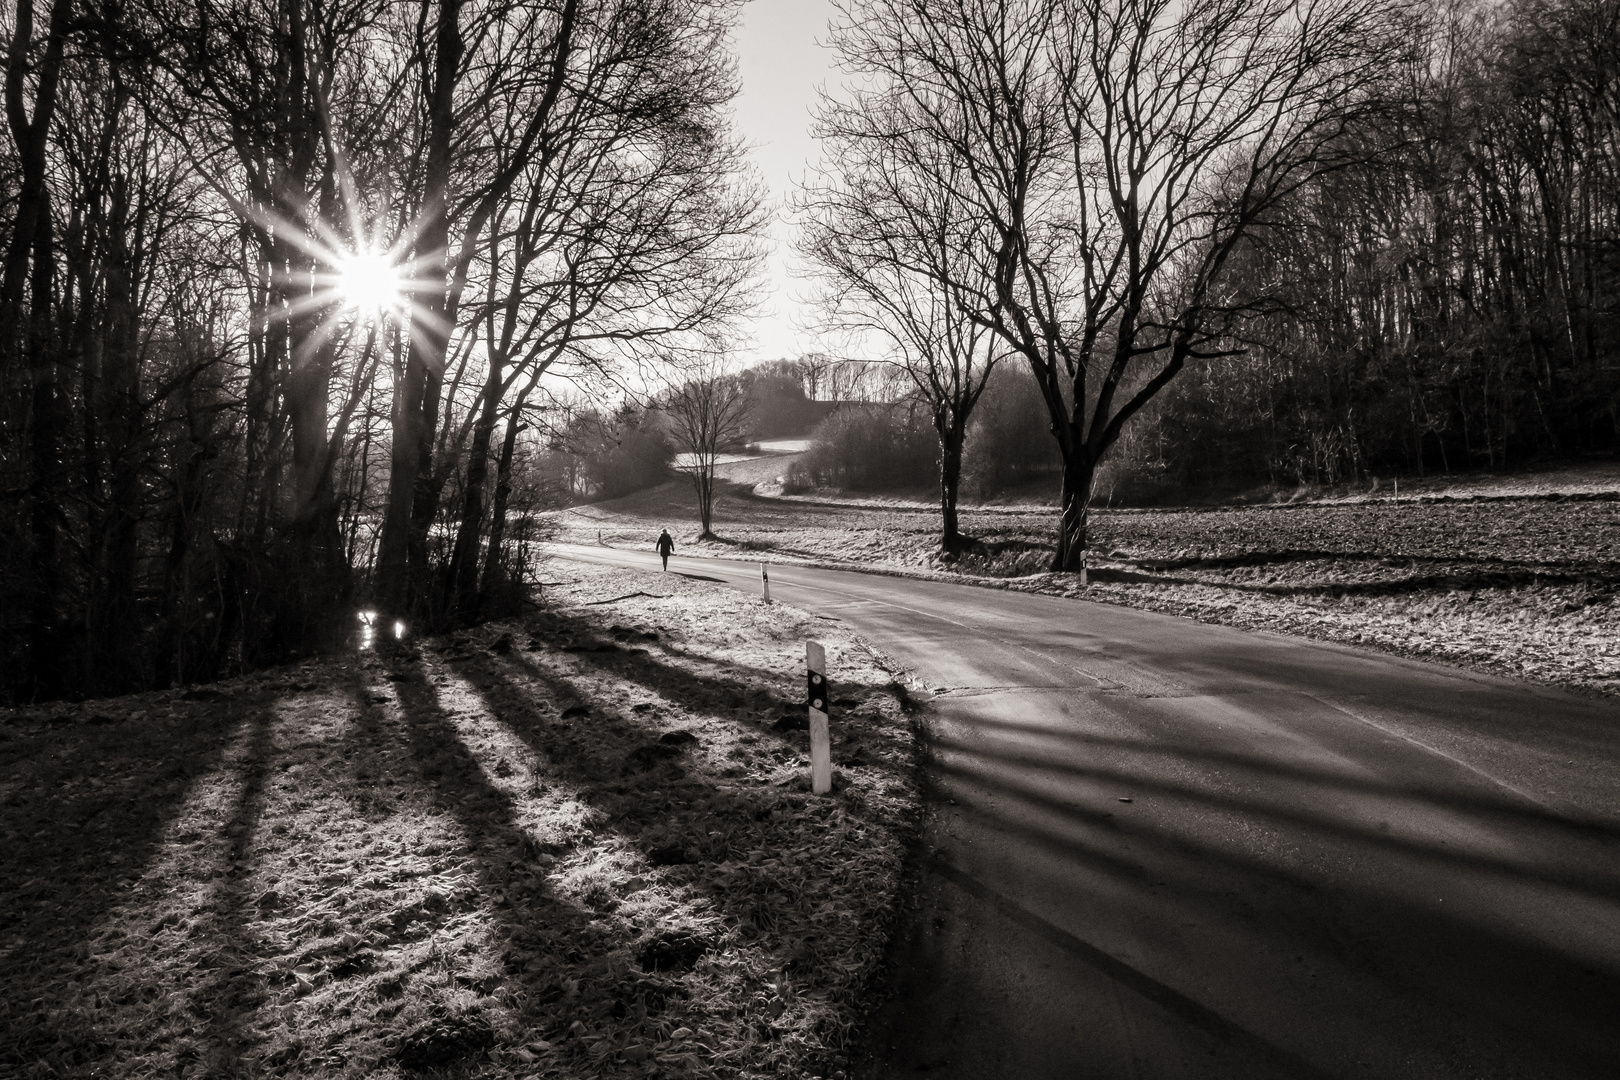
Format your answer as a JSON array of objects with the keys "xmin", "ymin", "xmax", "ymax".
[
  {"xmin": 356, "ymin": 610, "xmax": 379, "ymax": 650},
  {"xmin": 337, "ymin": 252, "xmax": 404, "ymax": 314}
]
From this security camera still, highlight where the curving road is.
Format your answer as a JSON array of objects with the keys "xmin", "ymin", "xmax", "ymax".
[{"xmin": 546, "ymin": 543, "xmax": 1620, "ymax": 1079}]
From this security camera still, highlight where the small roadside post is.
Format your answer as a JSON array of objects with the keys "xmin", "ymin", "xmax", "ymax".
[
  {"xmin": 806, "ymin": 641, "xmax": 832, "ymax": 795},
  {"xmin": 761, "ymin": 562, "xmax": 771, "ymax": 604}
]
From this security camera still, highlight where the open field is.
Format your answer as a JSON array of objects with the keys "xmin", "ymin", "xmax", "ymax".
[
  {"xmin": 0, "ymin": 566, "xmax": 919, "ymax": 1079},
  {"xmin": 556, "ymin": 462, "xmax": 1620, "ymax": 697}
]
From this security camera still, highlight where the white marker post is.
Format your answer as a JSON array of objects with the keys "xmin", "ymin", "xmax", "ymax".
[
  {"xmin": 761, "ymin": 562, "xmax": 771, "ymax": 604},
  {"xmin": 806, "ymin": 641, "xmax": 832, "ymax": 795}
]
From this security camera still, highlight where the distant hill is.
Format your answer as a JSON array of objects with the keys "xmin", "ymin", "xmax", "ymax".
[{"xmin": 743, "ymin": 375, "xmax": 838, "ymax": 439}]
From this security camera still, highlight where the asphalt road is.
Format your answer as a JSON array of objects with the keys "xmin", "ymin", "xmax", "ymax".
[{"xmin": 546, "ymin": 543, "xmax": 1620, "ymax": 1079}]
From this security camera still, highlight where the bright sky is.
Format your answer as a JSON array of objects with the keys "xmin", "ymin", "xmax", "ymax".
[{"xmin": 730, "ymin": 0, "xmax": 842, "ymax": 367}]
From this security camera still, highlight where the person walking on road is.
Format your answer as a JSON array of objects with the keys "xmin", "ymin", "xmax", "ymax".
[{"xmin": 655, "ymin": 529, "xmax": 675, "ymax": 571}]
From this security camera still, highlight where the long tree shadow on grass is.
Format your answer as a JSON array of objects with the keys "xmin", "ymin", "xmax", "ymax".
[
  {"xmin": 508, "ymin": 609, "xmax": 826, "ymax": 747},
  {"xmin": 460, "ymin": 653, "xmax": 820, "ymax": 905},
  {"xmin": 421, "ymin": 619, "xmax": 913, "ymax": 1073},
  {"xmin": 0, "ymin": 696, "xmax": 273, "ymax": 1073},
  {"xmin": 467, "ymin": 606, "xmax": 912, "ymax": 874},
  {"xmin": 194, "ymin": 703, "xmax": 277, "ymax": 1077},
  {"xmin": 462, "ymin": 608, "xmax": 908, "ymax": 892},
  {"xmin": 363, "ymin": 669, "xmax": 613, "ymax": 1042},
  {"xmin": 359, "ymin": 656, "xmax": 834, "ymax": 1076}
]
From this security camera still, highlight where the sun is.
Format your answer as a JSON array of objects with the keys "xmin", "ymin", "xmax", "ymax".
[{"xmin": 336, "ymin": 251, "xmax": 404, "ymax": 314}]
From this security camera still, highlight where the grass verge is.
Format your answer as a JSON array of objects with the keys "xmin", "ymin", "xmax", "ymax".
[{"xmin": 0, "ymin": 564, "xmax": 920, "ymax": 1078}]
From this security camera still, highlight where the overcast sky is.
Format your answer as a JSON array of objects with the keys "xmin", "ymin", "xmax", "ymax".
[{"xmin": 730, "ymin": 0, "xmax": 842, "ymax": 367}]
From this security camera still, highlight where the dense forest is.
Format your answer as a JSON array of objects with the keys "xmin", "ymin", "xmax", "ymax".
[
  {"xmin": 0, "ymin": 0, "xmax": 761, "ymax": 702},
  {"xmin": 799, "ymin": 0, "xmax": 1620, "ymax": 564},
  {"xmin": 1135, "ymin": 0, "xmax": 1620, "ymax": 488}
]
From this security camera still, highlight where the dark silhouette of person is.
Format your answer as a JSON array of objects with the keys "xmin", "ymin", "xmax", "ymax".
[{"xmin": 655, "ymin": 529, "xmax": 675, "ymax": 571}]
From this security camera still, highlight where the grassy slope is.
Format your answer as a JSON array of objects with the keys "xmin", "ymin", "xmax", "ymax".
[
  {"xmin": 555, "ymin": 463, "xmax": 1620, "ymax": 697},
  {"xmin": 0, "ymin": 565, "xmax": 918, "ymax": 1079}
]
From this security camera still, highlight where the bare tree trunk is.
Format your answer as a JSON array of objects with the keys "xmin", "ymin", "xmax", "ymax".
[
  {"xmin": 409, "ymin": 375, "xmax": 449, "ymax": 612},
  {"xmin": 25, "ymin": 206, "xmax": 63, "ymax": 694},
  {"xmin": 1052, "ymin": 456, "xmax": 1093, "ymax": 573},
  {"xmin": 450, "ymin": 358, "xmax": 504, "ymax": 617},
  {"xmin": 90, "ymin": 177, "xmax": 143, "ymax": 692},
  {"xmin": 377, "ymin": 0, "xmax": 462, "ymax": 621},
  {"xmin": 286, "ymin": 310, "xmax": 338, "ymax": 531},
  {"xmin": 5, "ymin": 0, "xmax": 72, "ymax": 696},
  {"xmin": 284, "ymin": 316, "xmax": 349, "ymax": 647},
  {"xmin": 697, "ymin": 465, "xmax": 715, "ymax": 537},
  {"xmin": 938, "ymin": 419, "xmax": 965, "ymax": 552},
  {"xmin": 1, "ymin": 0, "xmax": 71, "ymax": 364},
  {"xmin": 478, "ymin": 401, "xmax": 524, "ymax": 604},
  {"xmin": 159, "ymin": 376, "xmax": 216, "ymax": 688},
  {"xmin": 239, "ymin": 241, "xmax": 276, "ymax": 535},
  {"xmin": 378, "ymin": 326, "xmax": 428, "ymax": 615}
]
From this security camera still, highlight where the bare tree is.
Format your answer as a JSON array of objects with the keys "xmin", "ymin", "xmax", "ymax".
[
  {"xmin": 376, "ymin": 0, "xmax": 760, "ymax": 624},
  {"xmin": 417, "ymin": 0, "xmax": 760, "ymax": 620},
  {"xmin": 666, "ymin": 366, "xmax": 750, "ymax": 539},
  {"xmin": 374, "ymin": 0, "xmax": 584, "ymax": 622},
  {"xmin": 3, "ymin": 0, "xmax": 74, "ymax": 689},
  {"xmin": 799, "ymin": 135, "xmax": 1000, "ymax": 551},
  {"xmin": 829, "ymin": 0, "xmax": 1407, "ymax": 570},
  {"xmin": 136, "ymin": 0, "xmax": 408, "ymax": 657}
]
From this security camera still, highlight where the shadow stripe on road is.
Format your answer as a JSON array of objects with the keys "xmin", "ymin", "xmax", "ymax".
[{"xmin": 927, "ymin": 854, "xmax": 1342, "ymax": 1080}]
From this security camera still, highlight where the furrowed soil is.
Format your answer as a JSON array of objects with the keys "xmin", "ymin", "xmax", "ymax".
[
  {"xmin": 0, "ymin": 565, "xmax": 919, "ymax": 1079},
  {"xmin": 560, "ymin": 460, "xmax": 1619, "ymax": 697}
]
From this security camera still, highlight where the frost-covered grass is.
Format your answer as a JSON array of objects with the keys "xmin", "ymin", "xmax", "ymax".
[
  {"xmin": 557, "ymin": 470, "xmax": 1619, "ymax": 697},
  {"xmin": 0, "ymin": 566, "xmax": 919, "ymax": 1079}
]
